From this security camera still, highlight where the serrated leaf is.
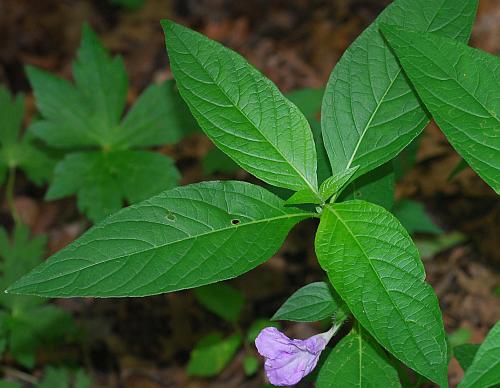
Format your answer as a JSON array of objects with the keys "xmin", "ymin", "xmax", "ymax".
[
  {"xmin": 0, "ymin": 86, "xmax": 54, "ymax": 185},
  {"xmin": 339, "ymin": 163, "xmax": 395, "ymax": 210},
  {"xmin": 454, "ymin": 344, "xmax": 480, "ymax": 372},
  {"xmin": 187, "ymin": 333, "xmax": 241, "ymax": 377},
  {"xmin": 194, "ymin": 283, "xmax": 244, "ymax": 323},
  {"xmin": 322, "ymin": 0, "xmax": 478, "ymax": 179},
  {"xmin": 117, "ymin": 80, "xmax": 198, "ymax": 148},
  {"xmin": 392, "ymin": 200, "xmax": 442, "ymax": 235},
  {"xmin": 162, "ymin": 20, "xmax": 318, "ymax": 194},
  {"xmin": 46, "ymin": 150, "xmax": 180, "ymax": 222},
  {"xmin": 272, "ymin": 282, "xmax": 347, "ymax": 323},
  {"xmin": 26, "ymin": 66, "xmax": 96, "ymax": 148},
  {"xmin": 9, "ymin": 181, "xmax": 312, "ymax": 297},
  {"xmin": 315, "ymin": 201, "xmax": 447, "ymax": 386},
  {"xmin": 73, "ymin": 23, "xmax": 128, "ymax": 135},
  {"xmin": 381, "ymin": 26, "xmax": 499, "ymax": 194},
  {"xmin": 320, "ymin": 166, "xmax": 359, "ymax": 203},
  {"xmin": 459, "ymin": 321, "xmax": 500, "ymax": 388},
  {"xmin": 316, "ymin": 327, "xmax": 401, "ymax": 388}
]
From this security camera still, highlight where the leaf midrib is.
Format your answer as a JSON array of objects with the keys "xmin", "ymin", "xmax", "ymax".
[
  {"xmin": 168, "ymin": 23, "xmax": 318, "ymax": 195},
  {"xmin": 325, "ymin": 205, "xmax": 442, "ymax": 379},
  {"xmin": 11, "ymin": 211, "xmax": 313, "ymax": 291}
]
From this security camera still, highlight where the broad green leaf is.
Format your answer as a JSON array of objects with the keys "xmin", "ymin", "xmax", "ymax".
[
  {"xmin": 315, "ymin": 201, "xmax": 447, "ymax": 386},
  {"xmin": 272, "ymin": 282, "xmax": 347, "ymax": 323},
  {"xmin": 162, "ymin": 20, "xmax": 318, "ymax": 194},
  {"xmin": 202, "ymin": 147, "xmax": 240, "ymax": 176},
  {"xmin": 320, "ymin": 166, "xmax": 359, "ymax": 203},
  {"xmin": 194, "ymin": 283, "xmax": 244, "ymax": 323},
  {"xmin": 73, "ymin": 23, "xmax": 128, "ymax": 136},
  {"xmin": 187, "ymin": 333, "xmax": 241, "ymax": 377},
  {"xmin": 381, "ymin": 26, "xmax": 499, "ymax": 194},
  {"xmin": 322, "ymin": 0, "xmax": 478, "ymax": 178},
  {"xmin": 117, "ymin": 80, "xmax": 198, "ymax": 148},
  {"xmin": 0, "ymin": 86, "xmax": 54, "ymax": 185},
  {"xmin": 392, "ymin": 200, "xmax": 442, "ymax": 235},
  {"xmin": 454, "ymin": 344, "xmax": 480, "ymax": 372},
  {"xmin": 316, "ymin": 327, "xmax": 401, "ymax": 388},
  {"xmin": 9, "ymin": 181, "xmax": 312, "ymax": 297},
  {"xmin": 285, "ymin": 88, "xmax": 331, "ymax": 183},
  {"xmin": 448, "ymin": 328, "xmax": 472, "ymax": 349},
  {"xmin": 339, "ymin": 163, "xmax": 395, "ymax": 210},
  {"xmin": 0, "ymin": 381, "xmax": 21, "ymax": 388},
  {"xmin": 459, "ymin": 321, "xmax": 500, "ymax": 388},
  {"xmin": 46, "ymin": 150, "xmax": 180, "ymax": 222}
]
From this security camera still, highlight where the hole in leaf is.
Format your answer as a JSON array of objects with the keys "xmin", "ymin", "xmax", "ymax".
[
  {"xmin": 354, "ymin": 191, "xmax": 362, "ymax": 198},
  {"xmin": 231, "ymin": 219, "xmax": 240, "ymax": 225},
  {"xmin": 166, "ymin": 212, "xmax": 176, "ymax": 222}
]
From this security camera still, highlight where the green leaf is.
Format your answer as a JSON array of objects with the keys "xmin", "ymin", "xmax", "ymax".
[
  {"xmin": 162, "ymin": 20, "xmax": 318, "ymax": 194},
  {"xmin": 285, "ymin": 189, "xmax": 321, "ymax": 206},
  {"xmin": 316, "ymin": 327, "xmax": 401, "ymax": 388},
  {"xmin": 315, "ymin": 201, "xmax": 447, "ymax": 386},
  {"xmin": 202, "ymin": 147, "xmax": 240, "ymax": 176},
  {"xmin": 339, "ymin": 163, "xmax": 395, "ymax": 210},
  {"xmin": 0, "ymin": 86, "xmax": 54, "ymax": 185},
  {"xmin": 381, "ymin": 26, "xmax": 499, "ymax": 194},
  {"xmin": 118, "ymin": 80, "xmax": 198, "ymax": 148},
  {"xmin": 26, "ymin": 66, "xmax": 96, "ymax": 148},
  {"xmin": 73, "ymin": 24, "xmax": 128, "ymax": 135},
  {"xmin": 321, "ymin": 0, "xmax": 478, "ymax": 178},
  {"xmin": 243, "ymin": 355, "xmax": 259, "ymax": 376},
  {"xmin": 0, "ymin": 381, "xmax": 21, "ymax": 388},
  {"xmin": 285, "ymin": 88, "xmax": 331, "ymax": 183},
  {"xmin": 448, "ymin": 328, "xmax": 472, "ymax": 349},
  {"xmin": 454, "ymin": 344, "xmax": 480, "ymax": 372},
  {"xmin": 392, "ymin": 200, "xmax": 442, "ymax": 235},
  {"xmin": 46, "ymin": 150, "xmax": 180, "ymax": 222},
  {"xmin": 459, "ymin": 321, "xmax": 500, "ymax": 388},
  {"xmin": 9, "ymin": 181, "xmax": 312, "ymax": 297},
  {"xmin": 194, "ymin": 283, "xmax": 244, "ymax": 323},
  {"xmin": 0, "ymin": 225, "xmax": 47, "ymax": 311},
  {"xmin": 272, "ymin": 282, "xmax": 347, "ymax": 323},
  {"xmin": 187, "ymin": 333, "xmax": 241, "ymax": 377},
  {"xmin": 449, "ymin": 159, "xmax": 470, "ymax": 181},
  {"xmin": 394, "ymin": 136, "xmax": 421, "ymax": 181},
  {"xmin": 320, "ymin": 166, "xmax": 359, "ymax": 203}
]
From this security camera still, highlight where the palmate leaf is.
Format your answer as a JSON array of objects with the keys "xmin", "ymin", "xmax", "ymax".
[
  {"xmin": 458, "ymin": 321, "xmax": 500, "ymax": 388},
  {"xmin": 381, "ymin": 26, "xmax": 500, "ymax": 194},
  {"xmin": 315, "ymin": 201, "xmax": 447, "ymax": 386},
  {"xmin": 46, "ymin": 151, "xmax": 181, "ymax": 222},
  {"xmin": 162, "ymin": 20, "xmax": 319, "ymax": 195},
  {"xmin": 28, "ymin": 24, "xmax": 197, "ymax": 221},
  {"xmin": 316, "ymin": 327, "xmax": 401, "ymax": 388},
  {"xmin": 321, "ymin": 0, "xmax": 478, "ymax": 179},
  {"xmin": 8, "ymin": 181, "xmax": 312, "ymax": 297}
]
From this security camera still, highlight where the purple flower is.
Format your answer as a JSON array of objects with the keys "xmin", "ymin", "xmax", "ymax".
[{"xmin": 255, "ymin": 326, "xmax": 336, "ymax": 386}]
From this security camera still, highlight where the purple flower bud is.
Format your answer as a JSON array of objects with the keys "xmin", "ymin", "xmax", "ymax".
[{"xmin": 255, "ymin": 326, "xmax": 336, "ymax": 386}]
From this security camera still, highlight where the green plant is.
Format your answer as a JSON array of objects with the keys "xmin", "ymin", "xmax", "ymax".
[
  {"xmin": 27, "ymin": 24, "xmax": 197, "ymax": 222},
  {"xmin": 0, "ymin": 86, "xmax": 55, "ymax": 222},
  {"xmin": 7, "ymin": 0, "xmax": 500, "ymax": 386},
  {"xmin": 0, "ymin": 225, "xmax": 76, "ymax": 368}
]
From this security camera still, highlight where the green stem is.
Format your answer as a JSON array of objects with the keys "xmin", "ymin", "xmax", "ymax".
[{"xmin": 6, "ymin": 167, "xmax": 20, "ymax": 224}]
